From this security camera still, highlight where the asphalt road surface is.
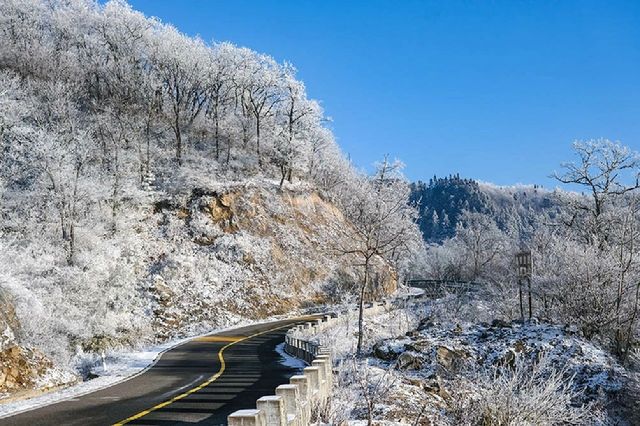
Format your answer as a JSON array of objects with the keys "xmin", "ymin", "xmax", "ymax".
[{"xmin": 2, "ymin": 317, "xmax": 314, "ymax": 426}]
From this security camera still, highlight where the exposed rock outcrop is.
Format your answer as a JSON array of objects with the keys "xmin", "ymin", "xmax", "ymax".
[
  {"xmin": 374, "ymin": 320, "xmax": 622, "ymax": 405},
  {"xmin": 0, "ymin": 291, "xmax": 76, "ymax": 398},
  {"xmin": 150, "ymin": 184, "xmax": 398, "ymax": 336}
]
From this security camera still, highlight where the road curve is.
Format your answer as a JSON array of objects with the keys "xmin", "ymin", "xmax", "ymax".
[{"xmin": 2, "ymin": 317, "xmax": 315, "ymax": 426}]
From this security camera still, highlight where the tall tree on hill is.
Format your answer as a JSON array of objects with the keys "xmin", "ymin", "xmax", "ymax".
[
  {"xmin": 204, "ymin": 42, "xmax": 235, "ymax": 162},
  {"xmin": 274, "ymin": 66, "xmax": 321, "ymax": 187},
  {"xmin": 238, "ymin": 50, "xmax": 283, "ymax": 168},
  {"xmin": 336, "ymin": 157, "xmax": 421, "ymax": 355},
  {"xmin": 155, "ymin": 28, "xmax": 208, "ymax": 165}
]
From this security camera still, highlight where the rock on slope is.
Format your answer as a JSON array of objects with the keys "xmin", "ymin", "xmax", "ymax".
[
  {"xmin": 148, "ymin": 182, "xmax": 397, "ymax": 336},
  {"xmin": 371, "ymin": 319, "xmax": 622, "ymax": 424},
  {"xmin": 0, "ymin": 291, "xmax": 75, "ymax": 399}
]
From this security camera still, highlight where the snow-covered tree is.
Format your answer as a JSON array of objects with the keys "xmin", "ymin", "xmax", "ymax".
[
  {"xmin": 153, "ymin": 27, "xmax": 208, "ymax": 165},
  {"xmin": 336, "ymin": 158, "xmax": 422, "ymax": 355},
  {"xmin": 454, "ymin": 211, "xmax": 509, "ymax": 280},
  {"xmin": 549, "ymin": 140, "xmax": 640, "ymax": 358}
]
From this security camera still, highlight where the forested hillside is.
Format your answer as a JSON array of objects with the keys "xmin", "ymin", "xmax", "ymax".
[
  {"xmin": 0, "ymin": 0, "xmax": 420, "ymax": 397},
  {"xmin": 410, "ymin": 175, "xmax": 561, "ymax": 242}
]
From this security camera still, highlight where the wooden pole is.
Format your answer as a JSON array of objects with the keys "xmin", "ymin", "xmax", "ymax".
[
  {"xmin": 519, "ymin": 278, "xmax": 524, "ymax": 322},
  {"xmin": 527, "ymin": 276, "xmax": 532, "ymax": 320}
]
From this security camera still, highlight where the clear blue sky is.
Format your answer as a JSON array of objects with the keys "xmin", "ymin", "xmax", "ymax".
[{"xmin": 127, "ymin": 0, "xmax": 640, "ymax": 186}]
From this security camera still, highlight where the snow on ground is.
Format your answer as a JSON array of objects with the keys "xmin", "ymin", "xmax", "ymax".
[
  {"xmin": 383, "ymin": 319, "xmax": 624, "ymax": 395},
  {"xmin": 275, "ymin": 342, "xmax": 307, "ymax": 373},
  {"xmin": 302, "ymin": 296, "xmax": 625, "ymax": 424}
]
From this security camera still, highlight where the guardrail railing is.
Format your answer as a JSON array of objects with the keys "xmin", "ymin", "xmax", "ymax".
[
  {"xmin": 226, "ymin": 296, "xmax": 423, "ymax": 425},
  {"xmin": 227, "ymin": 317, "xmax": 333, "ymax": 426}
]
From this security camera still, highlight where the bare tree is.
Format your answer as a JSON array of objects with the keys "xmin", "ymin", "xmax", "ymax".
[
  {"xmin": 553, "ymin": 139, "xmax": 640, "ymax": 248},
  {"xmin": 552, "ymin": 139, "xmax": 640, "ymax": 358},
  {"xmin": 354, "ymin": 359, "xmax": 398, "ymax": 426},
  {"xmin": 274, "ymin": 67, "xmax": 320, "ymax": 187},
  {"xmin": 454, "ymin": 211, "xmax": 508, "ymax": 280},
  {"xmin": 154, "ymin": 29, "xmax": 208, "ymax": 165},
  {"xmin": 236, "ymin": 51, "xmax": 283, "ymax": 168},
  {"xmin": 204, "ymin": 43, "xmax": 235, "ymax": 162},
  {"xmin": 336, "ymin": 157, "xmax": 421, "ymax": 355}
]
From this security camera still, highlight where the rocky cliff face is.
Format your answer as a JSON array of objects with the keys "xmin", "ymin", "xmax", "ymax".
[
  {"xmin": 149, "ymin": 184, "xmax": 397, "ymax": 337},
  {"xmin": 0, "ymin": 291, "xmax": 75, "ymax": 399}
]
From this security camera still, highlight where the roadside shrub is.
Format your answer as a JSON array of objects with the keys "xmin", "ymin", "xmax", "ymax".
[{"xmin": 446, "ymin": 354, "xmax": 605, "ymax": 426}]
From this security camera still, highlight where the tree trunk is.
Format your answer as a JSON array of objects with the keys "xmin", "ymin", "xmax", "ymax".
[
  {"xmin": 357, "ymin": 258, "xmax": 370, "ymax": 356},
  {"xmin": 112, "ymin": 146, "xmax": 120, "ymax": 234},
  {"xmin": 518, "ymin": 279, "xmax": 524, "ymax": 322},
  {"xmin": 67, "ymin": 222, "xmax": 75, "ymax": 266},
  {"xmin": 214, "ymin": 115, "xmax": 220, "ymax": 161},
  {"xmin": 255, "ymin": 117, "xmax": 261, "ymax": 168},
  {"xmin": 622, "ymin": 281, "xmax": 640, "ymax": 360},
  {"xmin": 174, "ymin": 118, "xmax": 182, "ymax": 165},
  {"xmin": 279, "ymin": 165, "xmax": 286, "ymax": 189},
  {"xmin": 527, "ymin": 277, "xmax": 532, "ymax": 319},
  {"xmin": 145, "ymin": 117, "xmax": 151, "ymax": 181}
]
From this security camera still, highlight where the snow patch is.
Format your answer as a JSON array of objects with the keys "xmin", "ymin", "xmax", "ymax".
[{"xmin": 275, "ymin": 342, "xmax": 307, "ymax": 372}]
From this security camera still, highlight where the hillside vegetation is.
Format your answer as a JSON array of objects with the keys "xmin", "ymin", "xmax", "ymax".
[{"xmin": 0, "ymin": 0, "xmax": 419, "ymax": 397}]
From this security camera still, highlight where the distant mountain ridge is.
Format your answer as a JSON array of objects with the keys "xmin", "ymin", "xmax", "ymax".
[{"xmin": 410, "ymin": 175, "xmax": 562, "ymax": 243}]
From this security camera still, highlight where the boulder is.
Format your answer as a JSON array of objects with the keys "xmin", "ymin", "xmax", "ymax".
[
  {"xmin": 404, "ymin": 339, "xmax": 431, "ymax": 353},
  {"xmin": 435, "ymin": 345, "xmax": 467, "ymax": 370},
  {"xmin": 397, "ymin": 351, "xmax": 423, "ymax": 370},
  {"xmin": 416, "ymin": 318, "xmax": 436, "ymax": 331},
  {"xmin": 0, "ymin": 345, "xmax": 56, "ymax": 394},
  {"xmin": 373, "ymin": 340, "xmax": 402, "ymax": 361},
  {"xmin": 491, "ymin": 319, "xmax": 511, "ymax": 328},
  {"xmin": 202, "ymin": 193, "xmax": 237, "ymax": 233}
]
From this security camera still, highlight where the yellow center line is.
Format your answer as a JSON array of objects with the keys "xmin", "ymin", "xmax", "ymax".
[{"xmin": 113, "ymin": 316, "xmax": 317, "ymax": 426}]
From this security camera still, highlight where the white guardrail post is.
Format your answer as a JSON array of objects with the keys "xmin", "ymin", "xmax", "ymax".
[
  {"xmin": 256, "ymin": 395, "xmax": 286, "ymax": 426},
  {"xmin": 228, "ymin": 409, "xmax": 266, "ymax": 426},
  {"xmin": 290, "ymin": 375, "xmax": 310, "ymax": 425},
  {"xmin": 275, "ymin": 384, "xmax": 299, "ymax": 426}
]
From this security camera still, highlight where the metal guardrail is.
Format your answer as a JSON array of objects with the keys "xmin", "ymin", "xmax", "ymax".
[{"xmin": 284, "ymin": 334, "xmax": 320, "ymax": 364}]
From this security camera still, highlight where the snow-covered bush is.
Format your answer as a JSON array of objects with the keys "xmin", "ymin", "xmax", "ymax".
[{"xmin": 446, "ymin": 355, "xmax": 604, "ymax": 426}]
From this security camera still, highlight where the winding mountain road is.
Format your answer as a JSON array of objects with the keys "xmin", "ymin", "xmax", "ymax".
[{"xmin": 2, "ymin": 317, "xmax": 315, "ymax": 426}]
